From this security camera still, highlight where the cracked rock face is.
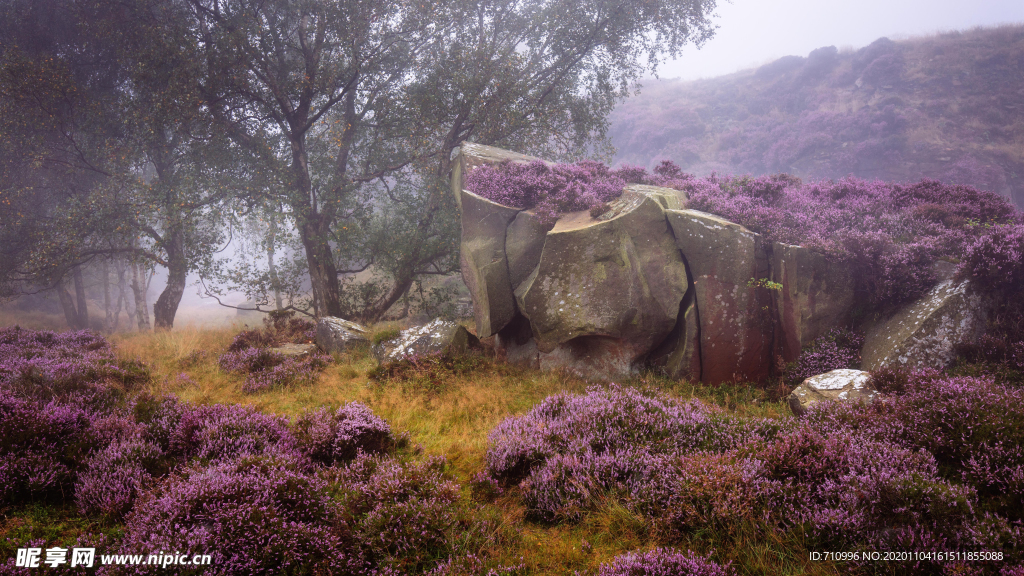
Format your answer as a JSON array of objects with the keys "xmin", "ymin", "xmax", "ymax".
[
  {"xmin": 771, "ymin": 242, "xmax": 856, "ymax": 362},
  {"xmin": 372, "ymin": 318, "xmax": 480, "ymax": 363},
  {"xmin": 453, "ymin": 143, "xmax": 990, "ymax": 385},
  {"xmin": 315, "ymin": 317, "xmax": 370, "ymax": 354},
  {"xmin": 666, "ymin": 209, "xmax": 774, "ymax": 384},
  {"xmin": 788, "ymin": 369, "xmax": 880, "ymax": 416},
  {"xmin": 861, "ymin": 278, "xmax": 989, "ymax": 370}
]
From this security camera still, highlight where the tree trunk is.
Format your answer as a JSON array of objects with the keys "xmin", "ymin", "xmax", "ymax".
[
  {"xmin": 102, "ymin": 258, "xmax": 113, "ymax": 332},
  {"xmin": 117, "ymin": 258, "xmax": 133, "ymax": 330},
  {"xmin": 268, "ymin": 212, "xmax": 283, "ymax": 310},
  {"xmin": 73, "ymin": 264, "xmax": 90, "ymax": 329},
  {"xmin": 153, "ymin": 229, "xmax": 187, "ymax": 330},
  {"xmin": 130, "ymin": 263, "xmax": 151, "ymax": 331},
  {"xmin": 57, "ymin": 281, "xmax": 81, "ymax": 329}
]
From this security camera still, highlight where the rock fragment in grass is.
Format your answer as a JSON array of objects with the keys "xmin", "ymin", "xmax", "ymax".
[{"xmin": 788, "ymin": 368, "xmax": 880, "ymax": 416}]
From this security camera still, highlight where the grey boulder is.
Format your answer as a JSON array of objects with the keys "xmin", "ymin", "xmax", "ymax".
[
  {"xmin": 788, "ymin": 369, "xmax": 880, "ymax": 416},
  {"xmin": 315, "ymin": 317, "xmax": 370, "ymax": 353}
]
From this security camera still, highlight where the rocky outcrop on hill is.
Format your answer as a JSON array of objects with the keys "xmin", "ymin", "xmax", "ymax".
[{"xmin": 453, "ymin": 143, "xmax": 993, "ymax": 383}]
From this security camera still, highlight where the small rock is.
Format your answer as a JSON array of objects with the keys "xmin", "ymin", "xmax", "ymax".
[
  {"xmin": 788, "ymin": 369, "xmax": 880, "ymax": 416},
  {"xmin": 372, "ymin": 319, "xmax": 481, "ymax": 363},
  {"xmin": 269, "ymin": 343, "xmax": 316, "ymax": 359},
  {"xmin": 315, "ymin": 317, "xmax": 370, "ymax": 354}
]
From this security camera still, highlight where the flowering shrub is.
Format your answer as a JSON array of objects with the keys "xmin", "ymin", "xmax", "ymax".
[
  {"xmin": 485, "ymin": 386, "xmax": 775, "ymax": 521},
  {"xmin": 486, "ymin": 379, "xmax": 1023, "ymax": 563},
  {"xmin": 75, "ymin": 439, "xmax": 163, "ymax": 519},
  {"xmin": 784, "ymin": 328, "xmax": 864, "ymax": 384},
  {"xmin": 596, "ymin": 548, "xmax": 733, "ymax": 576},
  {"xmin": 0, "ymin": 327, "xmax": 149, "ymax": 409},
  {"xmin": 220, "ymin": 331, "xmax": 331, "ymax": 394},
  {"xmin": 335, "ymin": 454, "xmax": 466, "ymax": 573},
  {"xmin": 464, "ymin": 160, "xmax": 628, "ymax": 224},
  {"xmin": 0, "ymin": 391, "xmax": 99, "ymax": 504},
  {"xmin": 115, "ymin": 455, "xmax": 367, "ymax": 575},
  {"xmin": 294, "ymin": 402, "xmax": 397, "ymax": 465},
  {"xmin": 465, "ymin": 155, "xmax": 1022, "ymax": 312},
  {"xmin": 168, "ymin": 403, "xmax": 300, "ymax": 463}
]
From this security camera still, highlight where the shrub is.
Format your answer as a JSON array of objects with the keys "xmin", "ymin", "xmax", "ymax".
[
  {"xmin": 294, "ymin": 403, "xmax": 397, "ymax": 465},
  {"xmin": 596, "ymin": 548, "xmax": 734, "ymax": 576},
  {"xmin": 784, "ymin": 328, "xmax": 864, "ymax": 384},
  {"xmin": 465, "ymin": 160, "xmax": 628, "ymax": 224},
  {"xmin": 0, "ymin": 391, "xmax": 99, "ymax": 504},
  {"xmin": 219, "ymin": 346, "xmax": 331, "ymax": 394},
  {"xmin": 330, "ymin": 454, "xmax": 479, "ymax": 574},
  {"xmin": 75, "ymin": 439, "xmax": 163, "ymax": 519},
  {"xmin": 0, "ymin": 327, "xmax": 148, "ymax": 409},
  {"xmin": 168, "ymin": 403, "xmax": 301, "ymax": 464},
  {"xmin": 485, "ymin": 386, "xmax": 775, "ymax": 521},
  {"xmin": 115, "ymin": 455, "xmax": 366, "ymax": 575}
]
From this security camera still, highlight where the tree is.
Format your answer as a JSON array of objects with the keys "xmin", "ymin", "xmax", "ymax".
[
  {"xmin": 183, "ymin": 0, "xmax": 717, "ymax": 321},
  {"xmin": 0, "ymin": 0, "xmax": 249, "ymax": 330}
]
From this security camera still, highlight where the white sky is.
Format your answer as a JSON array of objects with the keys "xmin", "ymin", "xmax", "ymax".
[{"xmin": 657, "ymin": 0, "xmax": 1024, "ymax": 81}]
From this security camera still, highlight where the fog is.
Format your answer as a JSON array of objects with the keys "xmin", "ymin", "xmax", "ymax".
[{"xmin": 658, "ymin": 0, "xmax": 1024, "ymax": 81}]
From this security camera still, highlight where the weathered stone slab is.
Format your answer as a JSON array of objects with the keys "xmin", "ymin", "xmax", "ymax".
[
  {"xmin": 861, "ymin": 278, "xmax": 989, "ymax": 370},
  {"xmin": 788, "ymin": 369, "xmax": 879, "ymax": 416},
  {"xmin": 505, "ymin": 210, "xmax": 549, "ymax": 291},
  {"xmin": 621, "ymin": 184, "xmax": 687, "ymax": 211},
  {"xmin": 666, "ymin": 209, "xmax": 773, "ymax": 384},
  {"xmin": 771, "ymin": 242, "xmax": 856, "ymax": 362},
  {"xmin": 459, "ymin": 189, "xmax": 522, "ymax": 337},
  {"xmin": 450, "ymin": 142, "xmax": 548, "ymax": 212},
  {"xmin": 372, "ymin": 318, "xmax": 481, "ymax": 364},
  {"xmin": 269, "ymin": 343, "xmax": 317, "ymax": 359},
  {"xmin": 517, "ymin": 195, "xmax": 688, "ymax": 374},
  {"xmin": 315, "ymin": 317, "xmax": 370, "ymax": 353}
]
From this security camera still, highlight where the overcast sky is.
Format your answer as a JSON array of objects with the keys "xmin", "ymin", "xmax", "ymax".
[{"xmin": 657, "ymin": 0, "xmax": 1024, "ymax": 81}]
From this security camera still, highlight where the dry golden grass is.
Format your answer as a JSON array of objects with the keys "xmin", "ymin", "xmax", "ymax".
[{"xmin": 96, "ymin": 326, "xmax": 808, "ymax": 575}]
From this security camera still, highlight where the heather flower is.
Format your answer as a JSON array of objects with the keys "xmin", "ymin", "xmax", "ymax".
[
  {"xmin": 785, "ymin": 328, "xmax": 864, "ymax": 384},
  {"xmin": 0, "ymin": 391, "xmax": 99, "ymax": 504},
  {"xmin": 168, "ymin": 402, "xmax": 301, "ymax": 464},
  {"xmin": 464, "ymin": 160, "xmax": 627, "ymax": 223},
  {"xmin": 596, "ymin": 548, "xmax": 734, "ymax": 576},
  {"xmin": 485, "ymin": 386, "xmax": 776, "ymax": 521},
  {"xmin": 114, "ymin": 455, "xmax": 367, "ymax": 575},
  {"xmin": 294, "ymin": 402, "xmax": 396, "ymax": 465},
  {"xmin": 75, "ymin": 438, "xmax": 163, "ymax": 519}
]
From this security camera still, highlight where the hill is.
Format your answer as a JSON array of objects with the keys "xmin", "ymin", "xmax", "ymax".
[{"xmin": 609, "ymin": 24, "xmax": 1024, "ymax": 208}]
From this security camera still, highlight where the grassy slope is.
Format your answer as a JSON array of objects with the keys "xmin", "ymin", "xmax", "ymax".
[
  {"xmin": 609, "ymin": 24, "xmax": 1024, "ymax": 209},
  {"xmin": 54, "ymin": 326, "xmax": 836, "ymax": 576}
]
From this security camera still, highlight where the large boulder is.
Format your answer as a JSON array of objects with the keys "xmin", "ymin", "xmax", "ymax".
[
  {"xmin": 788, "ymin": 369, "xmax": 880, "ymax": 416},
  {"xmin": 459, "ymin": 189, "xmax": 522, "ymax": 338},
  {"xmin": 372, "ymin": 318, "xmax": 481, "ymax": 364},
  {"xmin": 861, "ymin": 277, "xmax": 990, "ymax": 370},
  {"xmin": 452, "ymin": 143, "xmax": 553, "ymax": 338},
  {"xmin": 513, "ymin": 190, "xmax": 690, "ymax": 379},
  {"xmin": 315, "ymin": 317, "xmax": 370, "ymax": 353},
  {"xmin": 771, "ymin": 242, "xmax": 857, "ymax": 362},
  {"xmin": 666, "ymin": 209, "xmax": 773, "ymax": 384}
]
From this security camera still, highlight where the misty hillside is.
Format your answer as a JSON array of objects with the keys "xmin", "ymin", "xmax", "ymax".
[{"xmin": 609, "ymin": 24, "xmax": 1024, "ymax": 208}]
